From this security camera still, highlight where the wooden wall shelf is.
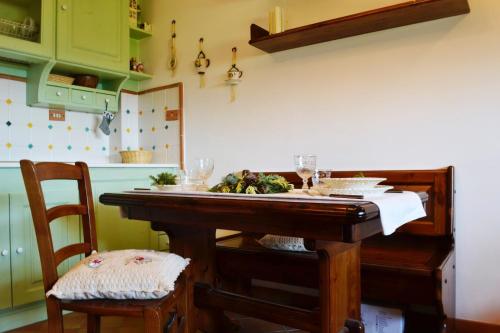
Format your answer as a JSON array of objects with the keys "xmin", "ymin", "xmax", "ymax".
[{"xmin": 249, "ymin": 0, "xmax": 470, "ymax": 53}]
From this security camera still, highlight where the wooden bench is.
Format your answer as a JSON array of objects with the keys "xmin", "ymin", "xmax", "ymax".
[{"xmin": 216, "ymin": 167, "xmax": 455, "ymax": 333}]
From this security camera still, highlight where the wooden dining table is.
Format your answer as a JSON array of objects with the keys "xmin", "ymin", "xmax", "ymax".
[{"xmin": 99, "ymin": 191, "xmax": 427, "ymax": 333}]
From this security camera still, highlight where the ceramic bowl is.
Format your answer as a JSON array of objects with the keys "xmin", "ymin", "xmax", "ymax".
[{"xmin": 319, "ymin": 177, "xmax": 386, "ymax": 189}]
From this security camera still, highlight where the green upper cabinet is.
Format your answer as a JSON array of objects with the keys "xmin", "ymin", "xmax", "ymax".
[
  {"xmin": 56, "ymin": 0, "xmax": 129, "ymax": 73},
  {"xmin": 0, "ymin": 194, "xmax": 11, "ymax": 311},
  {"xmin": 0, "ymin": 0, "xmax": 55, "ymax": 62}
]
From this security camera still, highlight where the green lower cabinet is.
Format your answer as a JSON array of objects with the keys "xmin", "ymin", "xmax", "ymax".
[
  {"xmin": 0, "ymin": 194, "xmax": 12, "ymax": 310},
  {"xmin": 9, "ymin": 189, "xmax": 80, "ymax": 307}
]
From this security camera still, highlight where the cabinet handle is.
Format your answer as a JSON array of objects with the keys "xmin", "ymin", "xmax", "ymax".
[
  {"xmin": 61, "ymin": 4, "xmax": 68, "ymax": 11},
  {"xmin": 16, "ymin": 247, "xmax": 24, "ymax": 254},
  {"xmin": 81, "ymin": 95, "xmax": 87, "ymax": 101},
  {"xmin": 1, "ymin": 250, "xmax": 8, "ymax": 256},
  {"xmin": 56, "ymin": 91, "xmax": 62, "ymax": 97}
]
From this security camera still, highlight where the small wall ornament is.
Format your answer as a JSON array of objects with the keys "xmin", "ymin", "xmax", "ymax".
[
  {"xmin": 194, "ymin": 38, "xmax": 210, "ymax": 88},
  {"xmin": 168, "ymin": 20, "xmax": 177, "ymax": 76},
  {"xmin": 226, "ymin": 47, "xmax": 243, "ymax": 102}
]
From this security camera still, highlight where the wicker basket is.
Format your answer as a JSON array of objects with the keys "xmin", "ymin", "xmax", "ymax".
[
  {"xmin": 120, "ymin": 150, "xmax": 153, "ymax": 164},
  {"xmin": 48, "ymin": 74, "xmax": 75, "ymax": 85}
]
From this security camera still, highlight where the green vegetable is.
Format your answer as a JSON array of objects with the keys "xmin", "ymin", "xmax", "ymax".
[
  {"xmin": 210, "ymin": 170, "xmax": 292, "ymax": 194},
  {"xmin": 149, "ymin": 172, "xmax": 177, "ymax": 185}
]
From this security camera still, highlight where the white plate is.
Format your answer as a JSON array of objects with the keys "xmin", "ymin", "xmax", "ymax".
[
  {"xmin": 153, "ymin": 185, "xmax": 182, "ymax": 191},
  {"xmin": 313, "ymin": 185, "xmax": 394, "ymax": 197},
  {"xmin": 319, "ymin": 177, "xmax": 387, "ymax": 189}
]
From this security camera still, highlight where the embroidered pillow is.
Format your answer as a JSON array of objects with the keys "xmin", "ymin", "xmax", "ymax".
[{"xmin": 47, "ymin": 249, "xmax": 190, "ymax": 300}]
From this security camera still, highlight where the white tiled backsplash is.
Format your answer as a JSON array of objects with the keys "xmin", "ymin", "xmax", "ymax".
[{"xmin": 0, "ymin": 77, "xmax": 181, "ymax": 165}]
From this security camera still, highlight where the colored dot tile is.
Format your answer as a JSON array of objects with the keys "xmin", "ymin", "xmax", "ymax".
[
  {"xmin": 27, "ymin": 122, "xmax": 33, "ymax": 128},
  {"xmin": 6, "ymin": 143, "xmax": 12, "ymax": 149},
  {"xmin": 101, "ymin": 146, "xmax": 106, "ymax": 151},
  {"xmin": 164, "ymin": 106, "xmax": 168, "ymax": 111},
  {"xmin": 126, "ymin": 146, "xmax": 131, "ymax": 151},
  {"xmin": 126, "ymin": 128, "xmax": 131, "ymax": 133},
  {"xmin": 151, "ymin": 127, "xmax": 156, "ymax": 132},
  {"xmin": 85, "ymin": 146, "xmax": 91, "ymax": 151},
  {"xmin": 165, "ymin": 144, "xmax": 170, "ymax": 149},
  {"xmin": 164, "ymin": 125, "xmax": 169, "ymax": 130},
  {"xmin": 152, "ymin": 108, "xmax": 155, "ymax": 113},
  {"xmin": 139, "ymin": 111, "xmax": 143, "ymax": 116},
  {"xmin": 85, "ymin": 127, "xmax": 90, "ymax": 132},
  {"xmin": 67, "ymin": 145, "xmax": 72, "ymax": 151},
  {"xmin": 67, "ymin": 125, "xmax": 72, "ymax": 131},
  {"xmin": 6, "ymin": 121, "xmax": 12, "ymax": 127},
  {"xmin": 48, "ymin": 144, "xmax": 53, "ymax": 150},
  {"xmin": 114, "ymin": 146, "xmax": 118, "ymax": 151},
  {"xmin": 48, "ymin": 124, "xmax": 53, "ymax": 130},
  {"xmin": 28, "ymin": 144, "xmax": 33, "ymax": 149},
  {"xmin": 139, "ymin": 128, "xmax": 143, "ymax": 133},
  {"xmin": 139, "ymin": 147, "xmax": 144, "ymax": 151},
  {"xmin": 126, "ymin": 109, "xmax": 131, "ymax": 114},
  {"xmin": 113, "ymin": 128, "xmax": 117, "ymax": 133},
  {"xmin": 5, "ymin": 99, "xmax": 12, "ymax": 105},
  {"xmin": 152, "ymin": 145, "xmax": 156, "ymax": 151}
]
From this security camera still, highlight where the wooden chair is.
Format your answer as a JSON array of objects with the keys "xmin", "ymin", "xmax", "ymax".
[
  {"xmin": 20, "ymin": 160, "xmax": 188, "ymax": 333},
  {"xmin": 216, "ymin": 167, "xmax": 455, "ymax": 333}
]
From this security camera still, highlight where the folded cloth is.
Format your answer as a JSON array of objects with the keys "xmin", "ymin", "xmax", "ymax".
[{"xmin": 259, "ymin": 191, "xmax": 426, "ymax": 251}]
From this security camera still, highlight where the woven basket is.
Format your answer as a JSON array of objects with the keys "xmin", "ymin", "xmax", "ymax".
[
  {"xmin": 120, "ymin": 150, "xmax": 153, "ymax": 164},
  {"xmin": 48, "ymin": 74, "xmax": 75, "ymax": 85}
]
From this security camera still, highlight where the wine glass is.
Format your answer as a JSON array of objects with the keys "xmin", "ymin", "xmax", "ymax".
[
  {"xmin": 294, "ymin": 155, "xmax": 317, "ymax": 190},
  {"xmin": 193, "ymin": 158, "xmax": 214, "ymax": 186}
]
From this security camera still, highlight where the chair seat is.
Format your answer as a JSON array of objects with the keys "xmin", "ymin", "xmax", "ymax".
[{"xmin": 58, "ymin": 281, "xmax": 182, "ymax": 317}]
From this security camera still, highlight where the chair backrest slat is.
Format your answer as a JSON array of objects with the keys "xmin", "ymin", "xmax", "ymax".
[
  {"xmin": 54, "ymin": 243, "xmax": 92, "ymax": 267},
  {"xmin": 20, "ymin": 160, "xmax": 98, "ymax": 292},
  {"xmin": 35, "ymin": 162, "xmax": 83, "ymax": 181},
  {"xmin": 46, "ymin": 204, "xmax": 87, "ymax": 223}
]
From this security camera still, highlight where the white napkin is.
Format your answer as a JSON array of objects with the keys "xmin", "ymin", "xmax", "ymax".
[
  {"xmin": 366, "ymin": 191, "xmax": 427, "ymax": 235},
  {"xmin": 259, "ymin": 191, "xmax": 427, "ymax": 251}
]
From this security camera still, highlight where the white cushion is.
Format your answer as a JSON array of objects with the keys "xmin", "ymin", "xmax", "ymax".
[
  {"xmin": 47, "ymin": 249, "xmax": 190, "ymax": 300},
  {"xmin": 258, "ymin": 235, "xmax": 311, "ymax": 252}
]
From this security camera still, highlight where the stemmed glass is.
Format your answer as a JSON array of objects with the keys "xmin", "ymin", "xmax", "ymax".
[
  {"xmin": 193, "ymin": 158, "xmax": 214, "ymax": 186},
  {"xmin": 294, "ymin": 155, "xmax": 317, "ymax": 190}
]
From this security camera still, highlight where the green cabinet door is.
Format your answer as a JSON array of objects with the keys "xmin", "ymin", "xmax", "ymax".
[
  {"xmin": 0, "ymin": 195, "xmax": 12, "ymax": 310},
  {"xmin": 10, "ymin": 187, "xmax": 80, "ymax": 307},
  {"xmin": 0, "ymin": 0, "xmax": 55, "ymax": 62},
  {"xmin": 56, "ymin": 0, "xmax": 128, "ymax": 73},
  {"xmin": 90, "ymin": 168, "xmax": 173, "ymax": 252}
]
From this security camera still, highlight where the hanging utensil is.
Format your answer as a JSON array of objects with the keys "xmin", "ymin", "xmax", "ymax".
[
  {"xmin": 226, "ymin": 47, "xmax": 243, "ymax": 102},
  {"xmin": 169, "ymin": 20, "xmax": 177, "ymax": 75},
  {"xmin": 99, "ymin": 101, "xmax": 115, "ymax": 136},
  {"xmin": 194, "ymin": 37, "xmax": 210, "ymax": 88}
]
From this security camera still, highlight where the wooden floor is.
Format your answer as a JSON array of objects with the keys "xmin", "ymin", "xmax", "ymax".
[{"xmin": 6, "ymin": 312, "xmax": 306, "ymax": 333}]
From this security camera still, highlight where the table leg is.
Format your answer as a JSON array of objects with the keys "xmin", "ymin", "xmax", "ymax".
[
  {"xmin": 316, "ymin": 241, "xmax": 363, "ymax": 333},
  {"xmin": 152, "ymin": 224, "xmax": 228, "ymax": 333}
]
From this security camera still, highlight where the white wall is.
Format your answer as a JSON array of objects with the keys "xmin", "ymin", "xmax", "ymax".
[{"xmin": 142, "ymin": 0, "xmax": 500, "ymax": 324}]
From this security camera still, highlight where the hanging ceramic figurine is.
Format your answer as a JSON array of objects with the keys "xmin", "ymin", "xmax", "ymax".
[
  {"xmin": 194, "ymin": 38, "xmax": 210, "ymax": 88},
  {"xmin": 226, "ymin": 47, "xmax": 243, "ymax": 102},
  {"xmin": 168, "ymin": 20, "xmax": 177, "ymax": 75}
]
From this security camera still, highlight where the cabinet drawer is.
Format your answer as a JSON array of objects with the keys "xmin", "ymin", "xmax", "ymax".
[
  {"xmin": 45, "ymin": 85, "xmax": 70, "ymax": 103},
  {"xmin": 97, "ymin": 94, "xmax": 117, "ymax": 112},
  {"xmin": 71, "ymin": 89, "xmax": 95, "ymax": 106}
]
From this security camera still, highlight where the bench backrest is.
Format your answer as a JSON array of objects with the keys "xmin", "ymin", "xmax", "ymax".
[{"xmin": 263, "ymin": 167, "xmax": 454, "ymax": 236}]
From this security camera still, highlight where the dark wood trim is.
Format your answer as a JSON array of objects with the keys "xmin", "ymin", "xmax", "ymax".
[
  {"xmin": 455, "ymin": 318, "xmax": 500, "ymax": 333},
  {"xmin": 138, "ymin": 82, "xmax": 183, "ymax": 95},
  {"xmin": 0, "ymin": 73, "xmax": 27, "ymax": 82},
  {"xmin": 121, "ymin": 89, "xmax": 139, "ymax": 95}
]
